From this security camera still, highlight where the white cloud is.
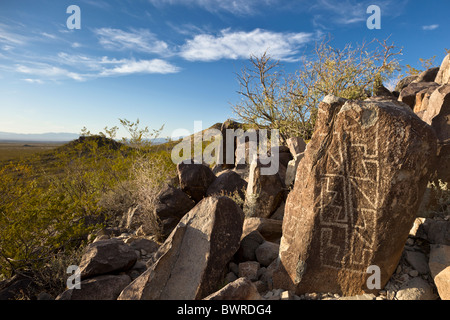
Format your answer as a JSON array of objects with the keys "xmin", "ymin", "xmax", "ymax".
[
  {"xmin": 94, "ymin": 28, "xmax": 171, "ymax": 55},
  {"xmin": 422, "ymin": 24, "xmax": 439, "ymax": 31},
  {"xmin": 100, "ymin": 59, "xmax": 181, "ymax": 76},
  {"xmin": 56, "ymin": 52, "xmax": 180, "ymax": 75},
  {"xmin": 0, "ymin": 24, "xmax": 27, "ymax": 46},
  {"xmin": 41, "ymin": 32, "xmax": 57, "ymax": 40},
  {"xmin": 16, "ymin": 64, "xmax": 85, "ymax": 81},
  {"xmin": 179, "ymin": 28, "xmax": 314, "ymax": 62},
  {"xmin": 23, "ymin": 78, "xmax": 44, "ymax": 84}
]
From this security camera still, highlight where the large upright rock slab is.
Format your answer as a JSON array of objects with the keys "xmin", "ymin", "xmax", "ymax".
[
  {"xmin": 273, "ymin": 95, "xmax": 437, "ymax": 296},
  {"xmin": 421, "ymin": 85, "xmax": 450, "ymax": 142},
  {"xmin": 420, "ymin": 84, "xmax": 450, "ymax": 183},
  {"xmin": 243, "ymin": 159, "xmax": 284, "ymax": 219},
  {"xmin": 218, "ymin": 119, "xmax": 244, "ymax": 169},
  {"xmin": 429, "ymin": 244, "xmax": 450, "ymax": 300},
  {"xmin": 436, "ymin": 53, "xmax": 450, "ymax": 85},
  {"xmin": 118, "ymin": 196, "xmax": 244, "ymax": 300},
  {"xmin": 399, "ymin": 82, "xmax": 439, "ymax": 110}
]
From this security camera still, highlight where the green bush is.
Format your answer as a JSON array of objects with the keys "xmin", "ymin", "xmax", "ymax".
[{"xmin": 0, "ymin": 119, "xmax": 176, "ymax": 290}]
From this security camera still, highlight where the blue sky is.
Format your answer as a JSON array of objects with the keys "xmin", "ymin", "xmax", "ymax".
[{"xmin": 0, "ymin": 0, "xmax": 449, "ymax": 139}]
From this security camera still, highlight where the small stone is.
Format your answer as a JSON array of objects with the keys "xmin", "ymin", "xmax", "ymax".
[
  {"xmin": 225, "ymin": 272, "xmax": 238, "ymax": 284},
  {"xmin": 409, "ymin": 270, "xmax": 419, "ymax": 277},
  {"xmin": 280, "ymin": 291, "xmax": 292, "ymax": 300},
  {"xmin": 229, "ymin": 262, "xmax": 239, "ymax": 276},
  {"xmin": 399, "ymin": 274, "xmax": 410, "ymax": 283},
  {"xmin": 257, "ymin": 267, "xmax": 267, "ymax": 279},
  {"xmin": 238, "ymin": 261, "xmax": 260, "ymax": 281},
  {"xmin": 253, "ymin": 280, "xmax": 268, "ymax": 293},
  {"xmin": 406, "ymin": 238, "xmax": 415, "ymax": 246},
  {"xmin": 307, "ymin": 292, "xmax": 319, "ymax": 300}
]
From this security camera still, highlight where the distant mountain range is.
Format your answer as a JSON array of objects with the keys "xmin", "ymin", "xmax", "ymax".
[
  {"xmin": 0, "ymin": 131, "xmax": 80, "ymax": 142},
  {"xmin": 0, "ymin": 131, "xmax": 178, "ymax": 144}
]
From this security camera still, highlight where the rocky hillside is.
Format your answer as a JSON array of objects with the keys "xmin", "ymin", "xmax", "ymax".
[{"xmin": 1, "ymin": 54, "xmax": 449, "ymax": 301}]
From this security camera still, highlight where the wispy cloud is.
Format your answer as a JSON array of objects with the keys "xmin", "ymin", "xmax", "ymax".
[
  {"xmin": 100, "ymin": 59, "xmax": 180, "ymax": 76},
  {"xmin": 16, "ymin": 63, "xmax": 85, "ymax": 81},
  {"xmin": 309, "ymin": 0, "xmax": 408, "ymax": 27},
  {"xmin": 94, "ymin": 28, "xmax": 171, "ymax": 55},
  {"xmin": 422, "ymin": 24, "xmax": 439, "ymax": 31},
  {"xmin": 23, "ymin": 78, "xmax": 44, "ymax": 84},
  {"xmin": 179, "ymin": 28, "xmax": 315, "ymax": 62},
  {"xmin": 0, "ymin": 23, "xmax": 28, "ymax": 46},
  {"xmin": 13, "ymin": 52, "xmax": 181, "ymax": 82},
  {"xmin": 147, "ymin": 0, "xmax": 280, "ymax": 15}
]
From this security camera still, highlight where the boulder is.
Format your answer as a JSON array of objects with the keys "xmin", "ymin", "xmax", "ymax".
[
  {"xmin": 79, "ymin": 239, "xmax": 138, "ymax": 280},
  {"xmin": 394, "ymin": 75, "xmax": 418, "ymax": 93},
  {"xmin": 203, "ymin": 277, "xmax": 262, "ymax": 300},
  {"xmin": 118, "ymin": 196, "xmax": 244, "ymax": 300},
  {"xmin": 242, "ymin": 218, "xmax": 283, "ymax": 243},
  {"xmin": 399, "ymin": 82, "xmax": 439, "ymax": 110},
  {"xmin": 177, "ymin": 162, "xmax": 216, "ymax": 202},
  {"xmin": 255, "ymin": 241, "xmax": 280, "ymax": 267},
  {"xmin": 409, "ymin": 218, "xmax": 428, "ymax": 239},
  {"xmin": 206, "ymin": 170, "xmax": 247, "ymax": 202},
  {"xmin": 421, "ymin": 84, "xmax": 450, "ymax": 142},
  {"xmin": 243, "ymin": 159, "xmax": 285, "ymax": 219},
  {"xmin": 236, "ymin": 230, "xmax": 265, "ymax": 262},
  {"xmin": 0, "ymin": 274, "xmax": 36, "ymax": 300},
  {"xmin": 126, "ymin": 237, "xmax": 160, "ymax": 256},
  {"xmin": 56, "ymin": 274, "xmax": 131, "ymax": 300},
  {"xmin": 423, "ymin": 220, "xmax": 450, "ymax": 245},
  {"xmin": 429, "ymin": 244, "xmax": 450, "ymax": 300},
  {"xmin": 413, "ymin": 85, "xmax": 441, "ymax": 114},
  {"xmin": 413, "ymin": 67, "xmax": 440, "ymax": 83},
  {"xmin": 286, "ymin": 137, "xmax": 307, "ymax": 158},
  {"xmin": 273, "ymin": 95, "xmax": 437, "ymax": 296},
  {"xmin": 405, "ymin": 251, "xmax": 429, "ymax": 275},
  {"xmin": 285, "ymin": 153, "xmax": 304, "ymax": 187},
  {"xmin": 373, "ymin": 83, "xmax": 394, "ymax": 98},
  {"xmin": 436, "ymin": 54, "xmax": 450, "ymax": 85},
  {"xmin": 395, "ymin": 277, "xmax": 438, "ymax": 300},
  {"xmin": 153, "ymin": 184, "xmax": 196, "ymax": 236}
]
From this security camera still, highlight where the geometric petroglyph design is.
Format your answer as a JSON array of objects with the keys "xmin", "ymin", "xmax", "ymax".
[{"xmin": 317, "ymin": 119, "xmax": 380, "ymax": 273}]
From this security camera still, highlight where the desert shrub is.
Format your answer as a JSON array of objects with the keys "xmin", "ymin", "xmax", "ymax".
[
  {"xmin": 0, "ymin": 119, "xmax": 176, "ymax": 286},
  {"xmin": 232, "ymin": 36, "xmax": 402, "ymax": 141},
  {"xmin": 404, "ymin": 56, "xmax": 437, "ymax": 76},
  {"xmin": 421, "ymin": 180, "xmax": 450, "ymax": 218}
]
